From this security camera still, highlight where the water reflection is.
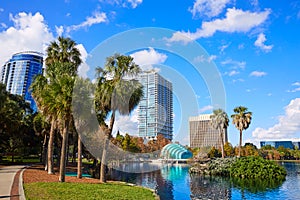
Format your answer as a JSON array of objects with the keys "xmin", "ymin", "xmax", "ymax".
[{"xmin": 108, "ymin": 162, "xmax": 300, "ymax": 200}]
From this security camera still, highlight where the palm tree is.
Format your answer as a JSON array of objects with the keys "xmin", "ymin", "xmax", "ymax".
[
  {"xmin": 31, "ymin": 36, "xmax": 82, "ymax": 181},
  {"xmin": 95, "ymin": 54, "xmax": 143, "ymax": 182},
  {"xmin": 210, "ymin": 109, "xmax": 229, "ymax": 158},
  {"xmin": 231, "ymin": 106, "xmax": 252, "ymax": 157}
]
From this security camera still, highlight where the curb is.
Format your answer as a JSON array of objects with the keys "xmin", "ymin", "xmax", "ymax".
[{"xmin": 19, "ymin": 167, "xmax": 26, "ymax": 200}]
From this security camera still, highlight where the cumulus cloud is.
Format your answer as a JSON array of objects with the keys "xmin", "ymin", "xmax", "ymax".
[
  {"xmin": 76, "ymin": 44, "xmax": 90, "ymax": 78},
  {"xmin": 130, "ymin": 47, "xmax": 167, "ymax": 71},
  {"xmin": 254, "ymin": 33, "xmax": 273, "ymax": 52},
  {"xmin": 250, "ymin": 71, "xmax": 267, "ymax": 77},
  {"xmin": 0, "ymin": 12, "xmax": 54, "ymax": 66},
  {"xmin": 111, "ymin": 108, "xmax": 139, "ymax": 136},
  {"xmin": 189, "ymin": 0, "xmax": 231, "ymax": 18},
  {"xmin": 67, "ymin": 11, "xmax": 107, "ymax": 33},
  {"xmin": 169, "ymin": 8, "xmax": 271, "ymax": 43},
  {"xmin": 252, "ymin": 98, "xmax": 300, "ymax": 141}
]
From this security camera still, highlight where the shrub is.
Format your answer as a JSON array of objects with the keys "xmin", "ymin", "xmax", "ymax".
[{"xmin": 229, "ymin": 156, "xmax": 286, "ymax": 180}]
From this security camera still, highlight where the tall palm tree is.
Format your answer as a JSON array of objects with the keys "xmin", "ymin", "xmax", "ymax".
[
  {"xmin": 231, "ymin": 106, "xmax": 252, "ymax": 157},
  {"xmin": 210, "ymin": 109, "xmax": 229, "ymax": 158},
  {"xmin": 31, "ymin": 36, "xmax": 82, "ymax": 181},
  {"xmin": 95, "ymin": 54, "xmax": 143, "ymax": 182}
]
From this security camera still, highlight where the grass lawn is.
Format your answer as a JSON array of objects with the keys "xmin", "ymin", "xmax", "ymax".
[{"xmin": 24, "ymin": 182, "xmax": 157, "ymax": 200}]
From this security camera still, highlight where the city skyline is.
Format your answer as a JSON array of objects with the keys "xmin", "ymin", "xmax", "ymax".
[{"xmin": 0, "ymin": 0, "xmax": 300, "ymax": 147}]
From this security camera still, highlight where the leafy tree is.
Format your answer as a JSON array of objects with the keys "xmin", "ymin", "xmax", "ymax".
[
  {"xmin": 210, "ymin": 109, "xmax": 229, "ymax": 158},
  {"xmin": 94, "ymin": 54, "xmax": 143, "ymax": 182},
  {"xmin": 231, "ymin": 106, "xmax": 252, "ymax": 157},
  {"xmin": 208, "ymin": 146, "xmax": 222, "ymax": 158},
  {"xmin": 224, "ymin": 142, "xmax": 234, "ymax": 157}
]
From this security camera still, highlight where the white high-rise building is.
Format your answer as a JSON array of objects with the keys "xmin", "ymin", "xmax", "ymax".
[{"xmin": 138, "ymin": 71, "xmax": 173, "ymax": 140}]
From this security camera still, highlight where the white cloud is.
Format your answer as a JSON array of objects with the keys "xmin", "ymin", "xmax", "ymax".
[
  {"xmin": 228, "ymin": 70, "xmax": 239, "ymax": 76},
  {"xmin": 292, "ymin": 82, "xmax": 300, "ymax": 86},
  {"xmin": 111, "ymin": 108, "xmax": 139, "ymax": 136},
  {"xmin": 67, "ymin": 11, "xmax": 107, "ymax": 33},
  {"xmin": 221, "ymin": 58, "xmax": 246, "ymax": 69},
  {"xmin": 169, "ymin": 8, "xmax": 271, "ymax": 43},
  {"xmin": 130, "ymin": 47, "xmax": 167, "ymax": 71},
  {"xmin": 100, "ymin": 0, "xmax": 143, "ymax": 9},
  {"xmin": 55, "ymin": 25, "xmax": 64, "ymax": 36},
  {"xmin": 254, "ymin": 33, "xmax": 273, "ymax": 52},
  {"xmin": 76, "ymin": 44, "xmax": 90, "ymax": 78},
  {"xmin": 250, "ymin": 71, "xmax": 267, "ymax": 77},
  {"xmin": 0, "ymin": 8, "xmax": 4, "ymax": 12},
  {"xmin": 193, "ymin": 54, "xmax": 216, "ymax": 63},
  {"xmin": 189, "ymin": 0, "xmax": 231, "ymax": 18},
  {"xmin": 252, "ymin": 98, "xmax": 300, "ymax": 141},
  {"xmin": 199, "ymin": 105, "xmax": 213, "ymax": 113},
  {"xmin": 0, "ymin": 12, "xmax": 54, "ymax": 66},
  {"xmin": 287, "ymin": 87, "xmax": 300, "ymax": 93}
]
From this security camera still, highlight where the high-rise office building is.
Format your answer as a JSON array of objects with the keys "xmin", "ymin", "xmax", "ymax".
[
  {"xmin": 189, "ymin": 114, "xmax": 228, "ymax": 148},
  {"xmin": 138, "ymin": 71, "xmax": 173, "ymax": 140},
  {"xmin": 0, "ymin": 51, "xmax": 43, "ymax": 112}
]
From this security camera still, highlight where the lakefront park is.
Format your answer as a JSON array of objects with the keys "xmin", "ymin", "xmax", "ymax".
[{"xmin": 1, "ymin": 1, "xmax": 300, "ymax": 199}]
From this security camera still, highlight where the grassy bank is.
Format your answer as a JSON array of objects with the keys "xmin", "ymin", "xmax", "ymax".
[{"xmin": 24, "ymin": 182, "xmax": 157, "ymax": 200}]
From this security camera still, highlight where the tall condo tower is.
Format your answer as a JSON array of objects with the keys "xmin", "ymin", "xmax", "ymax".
[
  {"xmin": 0, "ymin": 51, "xmax": 43, "ymax": 112},
  {"xmin": 138, "ymin": 71, "xmax": 173, "ymax": 140},
  {"xmin": 189, "ymin": 114, "xmax": 228, "ymax": 148}
]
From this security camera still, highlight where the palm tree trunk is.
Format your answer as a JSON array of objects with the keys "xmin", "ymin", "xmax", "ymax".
[
  {"xmin": 220, "ymin": 129, "xmax": 225, "ymax": 158},
  {"xmin": 47, "ymin": 118, "xmax": 55, "ymax": 174},
  {"xmin": 100, "ymin": 111, "xmax": 115, "ymax": 182},
  {"xmin": 238, "ymin": 130, "xmax": 242, "ymax": 157},
  {"xmin": 100, "ymin": 136, "xmax": 108, "ymax": 182},
  {"xmin": 77, "ymin": 135, "xmax": 82, "ymax": 179},
  {"xmin": 42, "ymin": 133, "xmax": 48, "ymax": 167},
  {"xmin": 59, "ymin": 120, "xmax": 69, "ymax": 182}
]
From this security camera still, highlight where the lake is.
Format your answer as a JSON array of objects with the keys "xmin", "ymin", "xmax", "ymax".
[{"xmin": 108, "ymin": 162, "xmax": 300, "ymax": 200}]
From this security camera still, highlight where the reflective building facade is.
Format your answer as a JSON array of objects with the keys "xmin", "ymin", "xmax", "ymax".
[
  {"xmin": 189, "ymin": 114, "xmax": 228, "ymax": 148},
  {"xmin": 0, "ymin": 51, "xmax": 43, "ymax": 111},
  {"xmin": 260, "ymin": 141, "xmax": 300, "ymax": 149},
  {"xmin": 138, "ymin": 71, "xmax": 173, "ymax": 140}
]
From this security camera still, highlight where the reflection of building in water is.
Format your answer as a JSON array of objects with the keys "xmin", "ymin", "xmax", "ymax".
[
  {"xmin": 190, "ymin": 175, "xmax": 231, "ymax": 200},
  {"xmin": 189, "ymin": 114, "xmax": 228, "ymax": 148}
]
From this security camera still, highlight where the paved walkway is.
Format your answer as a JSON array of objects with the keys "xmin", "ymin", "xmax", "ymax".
[{"xmin": 0, "ymin": 165, "xmax": 25, "ymax": 200}]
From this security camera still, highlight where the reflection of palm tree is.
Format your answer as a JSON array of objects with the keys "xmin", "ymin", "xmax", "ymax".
[
  {"xmin": 231, "ymin": 106, "xmax": 252, "ymax": 157},
  {"xmin": 210, "ymin": 109, "xmax": 229, "ymax": 158},
  {"xmin": 95, "ymin": 54, "xmax": 143, "ymax": 182}
]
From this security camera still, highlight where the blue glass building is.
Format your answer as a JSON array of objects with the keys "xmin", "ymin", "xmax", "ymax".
[
  {"xmin": 260, "ymin": 141, "xmax": 295, "ymax": 149},
  {"xmin": 138, "ymin": 71, "xmax": 173, "ymax": 140},
  {"xmin": 0, "ymin": 51, "xmax": 43, "ymax": 112}
]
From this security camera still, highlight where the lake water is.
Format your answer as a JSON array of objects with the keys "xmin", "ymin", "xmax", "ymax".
[{"xmin": 108, "ymin": 162, "xmax": 300, "ymax": 200}]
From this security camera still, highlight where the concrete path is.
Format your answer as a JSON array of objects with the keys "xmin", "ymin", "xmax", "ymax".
[{"xmin": 0, "ymin": 165, "xmax": 25, "ymax": 200}]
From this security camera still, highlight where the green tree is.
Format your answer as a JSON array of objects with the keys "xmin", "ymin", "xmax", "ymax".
[
  {"xmin": 210, "ymin": 109, "xmax": 229, "ymax": 158},
  {"xmin": 95, "ymin": 54, "xmax": 143, "ymax": 182},
  {"xmin": 31, "ymin": 36, "xmax": 82, "ymax": 182},
  {"xmin": 224, "ymin": 142, "xmax": 234, "ymax": 157},
  {"xmin": 231, "ymin": 106, "xmax": 252, "ymax": 157}
]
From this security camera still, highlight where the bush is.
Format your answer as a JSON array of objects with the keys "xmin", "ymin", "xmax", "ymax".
[
  {"xmin": 229, "ymin": 156, "xmax": 286, "ymax": 180},
  {"xmin": 208, "ymin": 157, "xmax": 236, "ymax": 176}
]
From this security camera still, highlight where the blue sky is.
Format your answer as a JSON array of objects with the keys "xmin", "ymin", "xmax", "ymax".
[{"xmin": 1, "ymin": 0, "xmax": 300, "ymax": 147}]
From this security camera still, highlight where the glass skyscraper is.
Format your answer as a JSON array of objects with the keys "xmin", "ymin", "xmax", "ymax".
[
  {"xmin": 138, "ymin": 71, "xmax": 173, "ymax": 140},
  {"xmin": 0, "ymin": 51, "xmax": 43, "ymax": 112}
]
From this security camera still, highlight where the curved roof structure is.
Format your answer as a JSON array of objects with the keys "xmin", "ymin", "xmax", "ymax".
[{"xmin": 160, "ymin": 143, "xmax": 193, "ymax": 159}]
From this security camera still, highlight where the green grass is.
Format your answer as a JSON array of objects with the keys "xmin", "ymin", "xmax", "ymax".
[
  {"xmin": 0, "ymin": 156, "xmax": 40, "ymax": 164},
  {"xmin": 24, "ymin": 182, "xmax": 156, "ymax": 200}
]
